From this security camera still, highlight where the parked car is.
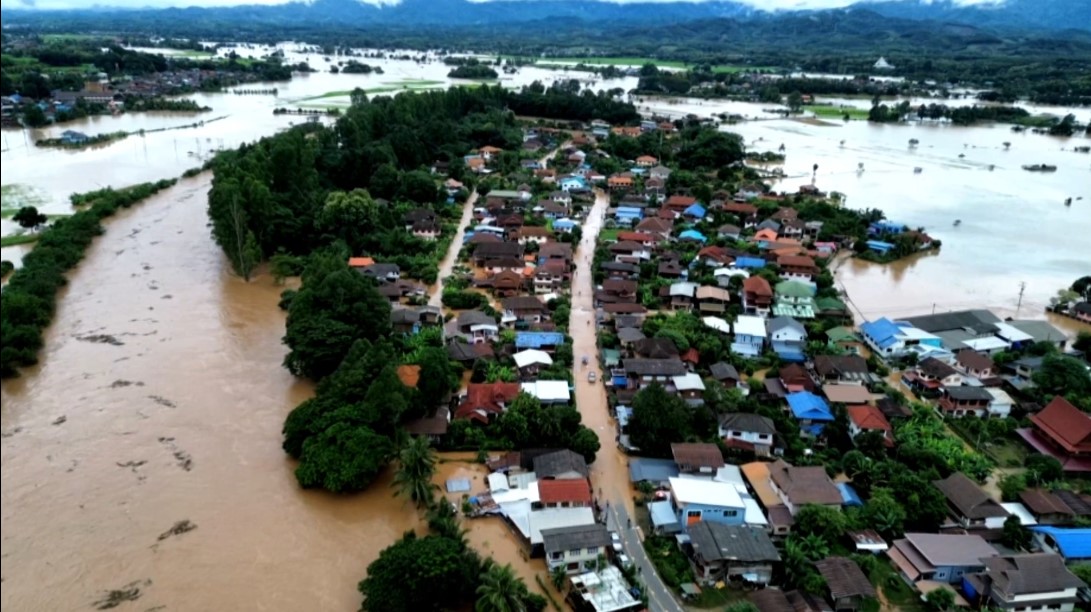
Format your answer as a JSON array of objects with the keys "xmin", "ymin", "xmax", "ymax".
[
  {"xmin": 610, "ymin": 531, "xmax": 623, "ymax": 553},
  {"xmin": 588, "ymin": 371, "xmax": 597, "ymax": 383},
  {"xmin": 616, "ymin": 553, "xmax": 632, "ymax": 569}
]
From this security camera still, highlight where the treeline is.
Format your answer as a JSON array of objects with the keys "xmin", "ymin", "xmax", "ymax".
[
  {"xmin": 338, "ymin": 60, "xmax": 383, "ymax": 74},
  {"xmin": 35, "ymin": 130, "xmax": 128, "ymax": 148},
  {"xmin": 1, "ymin": 179, "xmax": 177, "ymax": 378},
  {"xmin": 207, "ymin": 82, "xmax": 636, "ymax": 278},
  {"xmin": 869, "ymin": 100, "xmax": 1083, "ymax": 132},
  {"xmin": 121, "ymin": 96, "xmax": 211, "ymax": 112},
  {"xmin": 447, "ymin": 59, "xmax": 498, "ymax": 80}
]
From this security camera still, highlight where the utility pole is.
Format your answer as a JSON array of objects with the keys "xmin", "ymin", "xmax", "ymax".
[
  {"xmin": 932, "ymin": 303, "xmax": 936, "ymax": 315},
  {"xmin": 1015, "ymin": 281, "xmax": 1026, "ymax": 317}
]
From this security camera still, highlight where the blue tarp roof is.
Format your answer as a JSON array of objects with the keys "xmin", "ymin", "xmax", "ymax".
[
  {"xmin": 734, "ymin": 256, "xmax": 766, "ymax": 269},
  {"xmin": 787, "ymin": 391, "xmax": 834, "ymax": 421},
  {"xmin": 683, "ymin": 204, "xmax": 707, "ymax": 218},
  {"xmin": 616, "ymin": 207, "xmax": 644, "ymax": 218},
  {"xmin": 628, "ymin": 458, "xmax": 680, "ymax": 483},
  {"xmin": 1031, "ymin": 526, "xmax": 1091, "ymax": 559},
  {"xmin": 861, "ymin": 318, "xmax": 902, "ymax": 349},
  {"xmin": 775, "ymin": 349, "xmax": 807, "ymax": 363},
  {"xmin": 866, "ymin": 240, "xmax": 895, "ymax": 253},
  {"xmin": 838, "ymin": 483, "xmax": 863, "ymax": 507},
  {"xmin": 553, "ymin": 219, "xmax": 576, "ymax": 228},
  {"xmin": 868, "ymin": 221, "xmax": 906, "ymax": 235},
  {"xmin": 678, "ymin": 229, "xmax": 707, "ymax": 243},
  {"xmin": 803, "ymin": 423, "xmax": 826, "ymax": 436},
  {"xmin": 515, "ymin": 331, "xmax": 566, "ymax": 348}
]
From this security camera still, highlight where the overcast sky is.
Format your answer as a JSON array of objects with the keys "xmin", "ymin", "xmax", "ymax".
[{"xmin": 0, "ymin": 0, "xmax": 1006, "ymax": 12}]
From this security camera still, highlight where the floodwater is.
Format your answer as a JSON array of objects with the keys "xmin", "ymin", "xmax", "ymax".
[
  {"xmin": 0, "ymin": 174, "xmax": 551, "ymax": 611},
  {"xmin": 2, "ymin": 45, "xmax": 1089, "ymax": 610}
]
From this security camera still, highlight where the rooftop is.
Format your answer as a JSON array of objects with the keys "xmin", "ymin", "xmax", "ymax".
[
  {"xmin": 689, "ymin": 522, "xmax": 780, "ymax": 564},
  {"xmin": 768, "ymin": 460, "xmax": 842, "ymax": 507},
  {"xmin": 669, "ymin": 476, "xmax": 744, "ymax": 509},
  {"xmin": 933, "ymin": 472, "xmax": 1008, "ymax": 520},
  {"xmin": 569, "ymin": 566, "xmax": 640, "ymax": 612},
  {"xmin": 901, "ymin": 532, "xmax": 999, "ymax": 567},
  {"xmin": 814, "ymin": 556, "xmax": 876, "ymax": 600},
  {"xmin": 538, "ymin": 478, "xmax": 592, "ymax": 505},
  {"xmin": 981, "ymin": 553, "xmax": 1086, "ymax": 597},
  {"xmin": 671, "ymin": 443, "xmax": 725, "ymax": 472}
]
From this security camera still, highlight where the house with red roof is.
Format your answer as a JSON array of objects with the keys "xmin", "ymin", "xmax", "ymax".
[
  {"xmin": 453, "ymin": 382, "xmax": 522, "ymax": 424},
  {"xmin": 847, "ymin": 405, "xmax": 894, "ymax": 447},
  {"xmin": 536, "ymin": 478, "xmax": 593, "ymax": 508},
  {"xmin": 742, "ymin": 276, "xmax": 773, "ymax": 317},
  {"xmin": 1019, "ymin": 397, "xmax": 1091, "ymax": 472},
  {"xmin": 665, "ymin": 194, "xmax": 698, "ymax": 212},
  {"xmin": 777, "ymin": 255, "xmax": 819, "ymax": 282}
]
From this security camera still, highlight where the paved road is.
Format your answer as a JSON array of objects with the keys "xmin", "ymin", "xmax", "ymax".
[
  {"xmin": 571, "ymin": 190, "xmax": 685, "ymax": 612},
  {"xmin": 428, "ymin": 189, "xmax": 478, "ymax": 307}
]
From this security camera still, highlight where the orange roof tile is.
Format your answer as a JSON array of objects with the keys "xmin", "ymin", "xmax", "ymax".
[
  {"xmin": 538, "ymin": 478, "xmax": 592, "ymax": 504},
  {"xmin": 348, "ymin": 256, "xmax": 375, "ymax": 267}
]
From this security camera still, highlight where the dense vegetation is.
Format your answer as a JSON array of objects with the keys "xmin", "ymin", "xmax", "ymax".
[
  {"xmin": 1, "ymin": 179, "xmax": 176, "ymax": 378},
  {"xmin": 447, "ymin": 58, "xmax": 498, "ymax": 80}
]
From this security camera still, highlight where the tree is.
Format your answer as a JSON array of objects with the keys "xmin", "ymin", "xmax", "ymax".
[
  {"xmin": 549, "ymin": 565, "xmax": 567, "ymax": 591},
  {"xmin": 1001, "ymin": 514, "xmax": 1031, "ymax": 551},
  {"xmin": 793, "ymin": 504, "xmax": 849, "ymax": 544},
  {"xmin": 998, "ymin": 471, "xmax": 1026, "ymax": 502},
  {"xmin": 1073, "ymin": 331, "xmax": 1091, "ymax": 355},
  {"xmin": 415, "ymin": 346, "xmax": 455, "ymax": 413},
  {"xmin": 797, "ymin": 533, "xmax": 830, "ymax": 561},
  {"xmin": 924, "ymin": 586, "xmax": 956, "ymax": 611},
  {"xmin": 295, "ymin": 422, "xmax": 394, "ymax": 493},
  {"xmin": 392, "ymin": 435, "xmax": 439, "ymax": 508},
  {"xmin": 725, "ymin": 604, "xmax": 759, "ymax": 612},
  {"xmin": 238, "ymin": 230, "xmax": 262, "ymax": 281},
  {"xmin": 1024, "ymin": 455, "xmax": 1063, "ymax": 486},
  {"xmin": 283, "ymin": 251, "xmax": 392, "ymax": 380},
  {"xmin": 475, "ymin": 562, "xmax": 530, "ymax": 612},
  {"xmin": 859, "ymin": 487, "xmax": 906, "ymax": 539},
  {"xmin": 1033, "ymin": 354, "xmax": 1091, "ymax": 399},
  {"xmin": 12, "ymin": 206, "xmax": 48, "ymax": 231},
  {"xmin": 23, "ymin": 104, "xmax": 48, "ymax": 128},
  {"xmin": 627, "ymin": 383, "xmax": 694, "ymax": 457},
  {"xmin": 787, "ymin": 90, "xmax": 804, "ymax": 113},
  {"xmin": 359, "ymin": 531, "xmax": 481, "ymax": 612}
]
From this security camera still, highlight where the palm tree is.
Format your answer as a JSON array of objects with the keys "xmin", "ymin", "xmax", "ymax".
[
  {"xmin": 427, "ymin": 500, "xmax": 469, "ymax": 548},
  {"xmin": 798, "ymin": 533, "xmax": 831, "ymax": 561},
  {"xmin": 475, "ymin": 562, "xmax": 529, "ymax": 612},
  {"xmin": 392, "ymin": 436, "xmax": 438, "ymax": 508}
]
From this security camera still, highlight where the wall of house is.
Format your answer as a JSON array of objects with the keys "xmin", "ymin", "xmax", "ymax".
[
  {"xmin": 547, "ymin": 545, "xmax": 607, "ymax": 574},
  {"xmin": 719, "ymin": 428, "xmax": 773, "ymax": 448},
  {"xmin": 676, "ymin": 502, "xmax": 744, "ymax": 531}
]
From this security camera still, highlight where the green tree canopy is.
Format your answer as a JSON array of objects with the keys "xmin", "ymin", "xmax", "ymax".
[
  {"xmin": 295, "ymin": 422, "xmax": 394, "ymax": 493},
  {"xmin": 628, "ymin": 383, "xmax": 693, "ymax": 457},
  {"xmin": 359, "ymin": 531, "xmax": 482, "ymax": 612}
]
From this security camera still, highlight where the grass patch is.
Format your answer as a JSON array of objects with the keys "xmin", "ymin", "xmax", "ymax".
[
  {"xmin": 869, "ymin": 559, "xmax": 925, "ymax": 611},
  {"xmin": 390, "ymin": 79, "xmax": 445, "ymax": 86},
  {"xmin": 809, "ymin": 105, "xmax": 870, "ymax": 120},
  {"xmin": 1, "ymin": 234, "xmax": 41, "ymax": 247},
  {"xmin": 599, "ymin": 228, "xmax": 621, "ymax": 242}
]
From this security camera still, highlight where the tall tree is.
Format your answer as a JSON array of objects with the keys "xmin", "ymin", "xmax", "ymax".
[
  {"xmin": 392, "ymin": 435, "xmax": 439, "ymax": 508},
  {"xmin": 294, "ymin": 422, "xmax": 394, "ymax": 493},
  {"xmin": 359, "ymin": 531, "xmax": 481, "ymax": 612},
  {"xmin": 475, "ymin": 562, "xmax": 530, "ymax": 612},
  {"xmin": 12, "ymin": 206, "xmax": 48, "ymax": 230},
  {"xmin": 627, "ymin": 383, "xmax": 693, "ymax": 457}
]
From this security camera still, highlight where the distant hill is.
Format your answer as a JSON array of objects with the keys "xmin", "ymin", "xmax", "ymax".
[{"xmin": 1, "ymin": 0, "xmax": 1087, "ymax": 33}]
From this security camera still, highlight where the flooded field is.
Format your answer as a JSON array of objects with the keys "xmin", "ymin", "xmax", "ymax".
[{"xmin": 1, "ymin": 45, "xmax": 1088, "ymax": 611}]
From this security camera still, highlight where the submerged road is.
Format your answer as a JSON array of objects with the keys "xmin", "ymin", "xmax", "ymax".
[{"xmin": 570, "ymin": 190, "xmax": 685, "ymax": 612}]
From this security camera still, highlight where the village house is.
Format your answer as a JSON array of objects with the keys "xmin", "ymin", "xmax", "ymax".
[
  {"xmin": 389, "ymin": 306, "xmax": 443, "ymax": 335},
  {"xmin": 515, "ymin": 226, "xmax": 553, "ymax": 245},
  {"xmin": 772, "ymin": 280, "xmax": 816, "ymax": 319},
  {"xmin": 777, "ymin": 255, "xmax": 819, "ymax": 283},
  {"xmin": 813, "ymin": 355, "xmax": 871, "ymax": 386},
  {"xmin": 501, "ymin": 296, "xmax": 549, "ymax": 326},
  {"xmin": 648, "ymin": 164, "xmax": 671, "ymax": 181},
  {"xmin": 709, "ymin": 362, "xmax": 743, "ymax": 390},
  {"xmin": 664, "ymin": 282, "xmax": 697, "ymax": 311},
  {"xmin": 534, "ymin": 260, "xmax": 569, "ymax": 294},
  {"xmin": 1019, "ymin": 489, "xmax": 1081, "ymax": 525},
  {"xmin": 768, "ymin": 460, "xmax": 842, "ymax": 515},
  {"xmin": 619, "ymin": 358, "xmax": 688, "ymax": 391},
  {"xmin": 669, "ymin": 477, "xmax": 746, "ymax": 531},
  {"xmin": 533, "ymin": 449, "xmax": 590, "ymax": 480},
  {"xmin": 635, "ymin": 155, "xmax": 658, "ymax": 168},
  {"xmin": 1030, "ymin": 526, "xmax": 1091, "ymax": 565},
  {"xmin": 933, "ymin": 472, "xmax": 1009, "ymax": 530},
  {"xmin": 536, "ymin": 478, "xmax": 593, "ymax": 509},
  {"xmin": 513, "ymin": 349, "xmax": 553, "ymax": 379},
  {"xmin": 938, "ymin": 385, "xmax": 995, "ymax": 417},
  {"xmin": 453, "ymin": 382, "xmax": 521, "ymax": 423},
  {"xmin": 357, "ymin": 261, "xmax": 401, "ymax": 284},
  {"xmin": 859, "ymin": 317, "xmax": 945, "ymax": 359},
  {"xmin": 673, "ymin": 372, "xmax": 706, "ymax": 405},
  {"xmin": 846, "ymin": 405, "xmax": 894, "ymax": 447},
  {"xmin": 907, "ymin": 357, "xmax": 963, "ymax": 394},
  {"xmin": 731, "ymin": 315, "xmax": 767, "ymax": 358},
  {"xmin": 633, "ymin": 337, "xmax": 680, "ymax": 360},
  {"xmin": 473, "ymin": 242, "xmax": 525, "ymax": 267},
  {"xmin": 607, "ymin": 174, "xmax": 633, "ymax": 192},
  {"xmin": 450, "ymin": 310, "xmax": 499, "ymax": 344},
  {"xmin": 688, "ymin": 522, "xmax": 780, "ymax": 586},
  {"xmin": 767, "ymin": 316, "xmax": 807, "ymax": 362},
  {"xmin": 542, "ymin": 524, "xmax": 611, "ymax": 574},
  {"xmin": 515, "ymin": 331, "xmax": 565, "ymax": 352},
  {"xmin": 778, "ymin": 363, "xmax": 817, "ymax": 394},
  {"xmin": 742, "ymin": 276, "xmax": 774, "ymax": 317},
  {"xmin": 719, "ymin": 413, "xmax": 780, "ymax": 457},
  {"xmin": 1019, "ymin": 396, "xmax": 1091, "ymax": 473},
  {"xmin": 966, "ymin": 553, "xmax": 1086, "ymax": 612},
  {"xmin": 609, "ymin": 240, "xmax": 653, "ymax": 264},
  {"xmin": 484, "ymin": 269, "xmax": 527, "ymax": 297},
  {"xmin": 888, "ymin": 532, "xmax": 999, "ymax": 585},
  {"xmin": 955, "ymin": 349, "xmax": 996, "ymax": 379},
  {"xmin": 596, "ymin": 279, "xmax": 639, "ymax": 306},
  {"xmin": 813, "ymin": 557, "xmax": 876, "ymax": 612},
  {"xmin": 671, "ymin": 443, "xmax": 725, "ymax": 475},
  {"xmin": 826, "ymin": 326, "xmax": 865, "ymax": 355},
  {"xmin": 787, "ymin": 391, "xmax": 834, "ymax": 438},
  {"xmin": 696, "ymin": 286, "xmax": 730, "ymax": 314}
]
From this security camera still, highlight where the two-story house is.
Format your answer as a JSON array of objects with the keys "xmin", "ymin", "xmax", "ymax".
[
  {"xmin": 813, "ymin": 355, "xmax": 871, "ymax": 386},
  {"xmin": 859, "ymin": 318, "xmax": 945, "ymax": 359},
  {"xmin": 473, "ymin": 242, "xmax": 525, "ymax": 267},
  {"xmin": 696, "ymin": 286, "xmax": 730, "ymax": 314},
  {"xmin": 933, "ymin": 472, "xmax": 1009, "ymax": 529},
  {"xmin": 452, "ymin": 310, "xmax": 499, "ymax": 344},
  {"xmin": 908, "ymin": 357, "xmax": 963, "ymax": 395},
  {"xmin": 772, "ymin": 280, "xmax": 816, "ymax": 319},
  {"xmin": 501, "ymin": 296, "xmax": 549, "ymax": 326},
  {"xmin": 742, "ymin": 276, "xmax": 773, "ymax": 317},
  {"xmin": 688, "ymin": 522, "xmax": 780, "ymax": 586},
  {"xmin": 665, "ymin": 282, "xmax": 698, "ymax": 311},
  {"xmin": 453, "ymin": 382, "xmax": 521, "ymax": 423},
  {"xmin": 542, "ymin": 524, "xmax": 612, "ymax": 574},
  {"xmin": 671, "ymin": 443, "xmax": 725, "ymax": 475},
  {"xmin": 534, "ymin": 260, "xmax": 569, "ymax": 294},
  {"xmin": 787, "ymin": 392, "xmax": 834, "ymax": 438},
  {"xmin": 767, "ymin": 460, "xmax": 842, "ymax": 516},
  {"xmin": 966, "ymin": 553, "xmax": 1086, "ymax": 612},
  {"xmin": 620, "ymin": 358, "xmax": 687, "ymax": 391},
  {"xmin": 938, "ymin": 386, "xmax": 995, "ymax": 418},
  {"xmin": 955, "ymin": 349, "xmax": 996, "ymax": 379},
  {"xmin": 536, "ymin": 478, "xmax": 593, "ymax": 509},
  {"xmin": 888, "ymin": 532, "xmax": 998, "ymax": 585},
  {"xmin": 718, "ymin": 413, "xmax": 780, "ymax": 457},
  {"xmin": 1021, "ymin": 396, "xmax": 1091, "ymax": 473},
  {"xmin": 767, "ymin": 316, "xmax": 807, "ymax": 363},
  {"xmin": 669, "ymin": 477, "xmax": 746, "ymax": 531},
  {"xmin": 609, "ymin": 240, "xmax": 652, "ymax": 263},
  {"xmin": 776, "ymin": 255, "xmax": 818, "ymax": 283},
  {"xmin": 539, "ymin": 242, "xmax": 573, "ymax": 267},
  {"xmin": 846, "ymin": 405, "xmax": 894, "ymax": 448},
  {"xmin": 731, "ymin": 315, "xmax": 767, "ymax": 358}
]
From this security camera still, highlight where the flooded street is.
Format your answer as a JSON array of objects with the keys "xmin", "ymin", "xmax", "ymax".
[{"xmin": 2, "ymin": 46, "xmax": 1089, "ymax": 610}]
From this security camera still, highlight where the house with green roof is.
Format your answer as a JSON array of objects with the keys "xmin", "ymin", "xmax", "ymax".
[
  {"xmin": 816, "ymin": 296, "xmax": 850, "ymax": 319},
  {"xmin": 772, "ymin": 281, "xmax": 815, "ymax": 319},
  {"xmin": 826, "ymin": 326, "xmax": 864, "ymax": 355}
]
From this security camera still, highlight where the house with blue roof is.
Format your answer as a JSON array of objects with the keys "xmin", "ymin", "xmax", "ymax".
[
  {"xmin": 860, "ymin": 317, "xmax": 943, "ymax": 358},
  {"xmin": 866, "ymin": 240, "xmax": 896, "ymax": 254},
  {"xmin": 868, "ymin": 221, "xmax": 907, "ymax": 236},
  {"xmin": 515, "ymin": 331, "xmax": 566, "ymax": 350},
  {"xmin": 683, "ymin": 203, "xmax": 707, "ymax": 220},
  {"xmin": 786, "ymin": 391, "xmax": 834, "ymax": 437},
  {"xmin": 733, "ymin": 257, "xmax": 766, "ymax": 270},
  {"xmin": 678, "ymin": 229, "xmax": 707, "ymax": 244},
  {"xmin": 615, "ymin": 206, "xmax": 644, "ymax": 224},
  {"xmin": 552, "ymin": 218, "xmax": 577, "ymax": 233},
  {"xmin": 559, "ymin": 176, "xmax": 588, "ymax": 192},
  {"xmin": 1031, "ymin": 526, "xmax": 1091, "ymax": 564},
  {"xmin": 837, "ymin": 483, "xmax": 864, "ymax": 507}
]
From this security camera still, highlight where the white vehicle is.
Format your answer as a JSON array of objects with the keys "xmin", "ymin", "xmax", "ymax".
[
  {"xmin": 588, "ymin": 371, "xmax": 597, "ymax": 383},
  {"xmin": 610, "ymin": 531, "xmax": 623, "ymax": 553},
  {"xmin": 616, "ymin": 553, "xmax": 632, "ymax": 569}
]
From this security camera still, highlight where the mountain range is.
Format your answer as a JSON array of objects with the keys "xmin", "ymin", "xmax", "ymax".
[{"xmin": 2, "ymin": 0, "xmax": 1088, "ymax": 33}]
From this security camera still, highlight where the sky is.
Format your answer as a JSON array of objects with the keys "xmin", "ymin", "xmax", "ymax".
[{"xmin": 0, "ymin": 0, "xmax": 1006, "ymax": 11}]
